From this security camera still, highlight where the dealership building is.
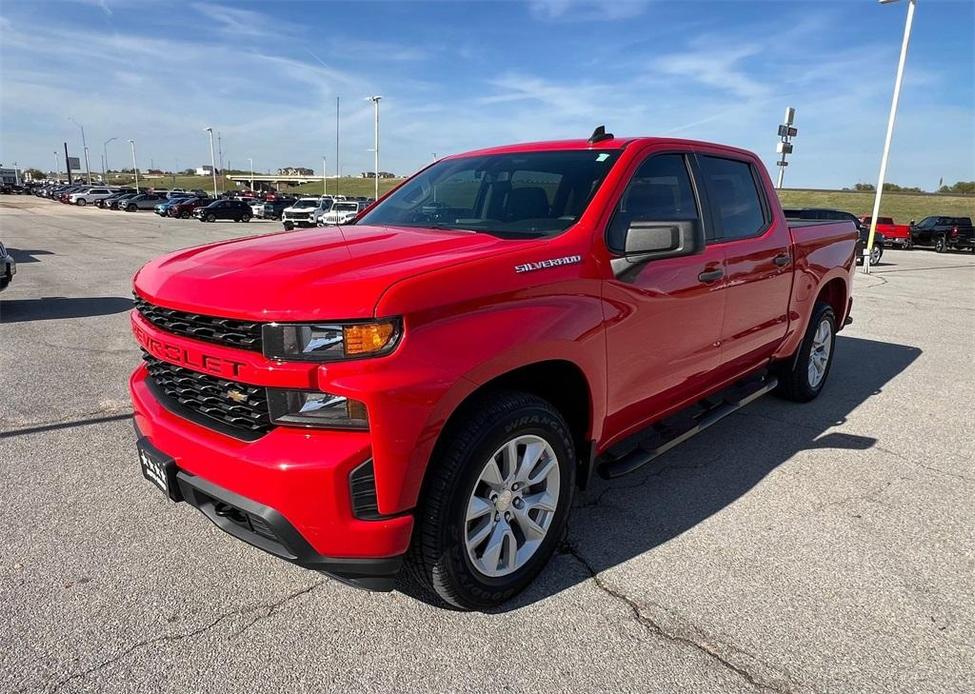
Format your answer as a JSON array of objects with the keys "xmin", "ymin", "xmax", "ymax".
[{"xmin": 0, "ymin": 167, "xmax": 21, "ymax": 185}]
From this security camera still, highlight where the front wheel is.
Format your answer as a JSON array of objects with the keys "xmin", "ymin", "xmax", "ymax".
[
  {"xmin": 775, "ymin": 302, "xmax": 837, "ymax": 403},
  {"xmin": 77, "ymin": 199, "xmax": 87, "ymax": 207},
  {"xmin": 181, "ymin": 211, "xmax": 190, "ymax": 219},
  {"xmin": 402, "ymin": 391, "xmax": 575, "ymax": 610},
  {"xmin": 935, "ymin": 235, "xmax": 948, "ymax": 253},
  {"xmin": 126, "ymin": 204, "xmax": 136, "ymax": 212},
  {"xmin": 241, "ymin": 214, "xmax": 251, "ymax": 222},
  {"xmin": 205, "ymin": 213, "xmax": 216, "ymax": 223}
]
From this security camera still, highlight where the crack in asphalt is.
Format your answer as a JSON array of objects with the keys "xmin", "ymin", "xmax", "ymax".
[
  {"xmin": 33, "ymin": 581, "xmax": 325, "ymax": 693},
  {"xmin": 559, "ymin": 542, "xmax": 802, "ymax": 693}
]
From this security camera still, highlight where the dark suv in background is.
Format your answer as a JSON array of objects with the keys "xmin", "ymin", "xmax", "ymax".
[
  {"xmin": 910, "ymin": 216, "xmax": 974, "ymax": 253},
  {"xmin": 784, "ymin": 208, "xmax": 884, "ymax": 265},
  {"xmin": 193, "ymin": 199, "xmax": 252, "ymax": 223}
]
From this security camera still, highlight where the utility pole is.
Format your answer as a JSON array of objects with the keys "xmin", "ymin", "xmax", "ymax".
[
  {"xmin": 103, "ymin": 137, "xmax": 117, "ymax": 182},
  {"xmin": 129, "ymin": 139, "xmax": 139, "ymax": 191},
  {"xmin": 775, "ymin": 107, "xmax": 798, "ymax": 190},
  {"xmin": 54, "ymin": 151, "xmax": 60, "ymax": 180},
  {"xmin": 64, "ymin": 142, "xmax": 72, "ymax": 184},
  {"xmin": 205, "ymin": 128, "xmax": 218, "ymax": 198},
  {"xmin": 368, "ymin": 96, "xmax": 382, "ymax": 200},
  {"xmin": 322, "ymin": 156, "xmax": 327, "ymax": 196},
  {"xmin": 217, "ymin": 131, "xmax": 224, "ymax": 178},
  {"xmin": 69, "ymin": 117, "xmax": 92, "ymax": 184},
  {"xmin": 864, "ymin": 0, "xmax": 917, "ymax": 274},
  {"xmin": 335, "ymin": 96, "xmax": 340, "ymax": 196}
]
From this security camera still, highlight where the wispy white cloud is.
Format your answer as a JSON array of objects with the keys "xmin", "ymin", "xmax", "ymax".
[{"xmin": 527, "ymin": 0, "xmax": 650, "ymax": 21}]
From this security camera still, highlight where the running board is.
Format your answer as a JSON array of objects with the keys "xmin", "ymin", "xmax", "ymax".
[{"xmin": 597, "ymin": 375, "xmax": 778, "ymax": 479}]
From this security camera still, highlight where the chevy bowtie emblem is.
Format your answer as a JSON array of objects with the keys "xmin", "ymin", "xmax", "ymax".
[{"xmin": 226, "ymin": 389, "xmax": 249, "ymax": 404}]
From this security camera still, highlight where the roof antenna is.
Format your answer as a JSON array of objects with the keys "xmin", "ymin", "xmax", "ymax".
[{"xmin": 588, "ymin": 125, "xmax": 614, "ymax": 144}]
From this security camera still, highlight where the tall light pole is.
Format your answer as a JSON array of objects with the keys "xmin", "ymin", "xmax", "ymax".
[
  {"xmin": 248, "ymin": 157, "xmax": 254, "ymax": 191},
  {"xmin": 53, "ymin": 151, "xmax": 60, "ymax": 180},
  {"xmin": 103, "ymin": 137, "xmax": 117, "ymax": 182},
  {"xmin": 128, "ymin": 139, "xmax": 139, "ymax": 191},
  {"xmin": 69, "ymin": 117, "xmax": 92, "ymax": 184},
  {"xmin": 864, "ymin": 0, "xmax": 917, "ymax": 274},
  {"xmin": 204, "ymin": 127, "xmax": 218, "ymax": 198},
  {"xmin": 367, "ymin": 96, "xmax": 382, "ymax": 200},
  {"xmin": 335, "ymin": 96, "xmax": 340, "ymax": 197},
  {"xmin": 775, "ymin": 107, "xmax": 798, "ymax": 189},
  {"xmin": 322, "ymin": 155, "xmax": 327, "ymax": 196}
]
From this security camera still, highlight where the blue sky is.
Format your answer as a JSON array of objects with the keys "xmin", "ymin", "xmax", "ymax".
[{"xmin": 0, "ymin": 0, "xmax": 972, "ymax": 189}]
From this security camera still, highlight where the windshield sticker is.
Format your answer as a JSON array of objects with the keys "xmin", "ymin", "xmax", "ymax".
[{"xmin": 596, "ymin": 153, "xmax": 610, "ymax": 162}]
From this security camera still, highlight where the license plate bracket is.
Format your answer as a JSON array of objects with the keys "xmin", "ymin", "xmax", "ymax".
[{"xmin": 137, "ymin": 438, "xmax": 182, "ymax": 502}]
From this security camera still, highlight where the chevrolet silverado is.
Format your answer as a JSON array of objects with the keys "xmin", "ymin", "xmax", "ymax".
[{"xmin": 130, "ymin": 130, "xmax": 856, "ymax": 609}]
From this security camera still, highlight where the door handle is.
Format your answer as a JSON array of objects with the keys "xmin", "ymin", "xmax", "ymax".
[
  {"xmin": 773, "ymin": 253, "xmax": 792, "ymax": 267},
  {"xmin": 698, "ymin": 268, "xmax": 724, "ymax": 283}
]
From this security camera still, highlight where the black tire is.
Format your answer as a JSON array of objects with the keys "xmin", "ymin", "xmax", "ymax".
[
  {"xmin": 126, "ymin": 204, "xmax": 136, "ymax": 212},
  {"xmin": 241, "ymin": 214, "xmax": 251, "ymax": 222},
  {"xmin": 775, "ymin": 302, "xmax": 837, "ymax": 403},
  {"xmin": 401, "ymin": 391, "xmax": 575, "ymax": 610},
  {"xmin": 283, "ymin": 221, "xmax": 295, "ymax": 231},
  {"xmin": 935, "ymin": 235, "xmax": 947, "ymax": 253},
  {"xmin": 181, "ymin": 211, "xmax": 190, "ymax": 219},
  {"xmin": 205, "ymin": 213, "xmax": 216, "ymax": 223},
  {"xmin": 77, "ymin": 199, "xmax": 87, "ymax": 207},
  {"xmin": 869, "ymin": 244, "xmax": 883, "ymax": 266}
]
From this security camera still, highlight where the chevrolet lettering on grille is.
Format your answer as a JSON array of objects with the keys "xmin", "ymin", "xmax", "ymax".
[{"xmin": 133, "ymin": 322, "xmax": 246, "ymax": 379}]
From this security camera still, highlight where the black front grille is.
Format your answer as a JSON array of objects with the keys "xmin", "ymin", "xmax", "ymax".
[
  {"xmin": 143, "ymin": 353, "xmax": 272, "ymax": 436},
  {"xmin": 134, "ymin": 295, "xmax": 263, "ymax": 352}
]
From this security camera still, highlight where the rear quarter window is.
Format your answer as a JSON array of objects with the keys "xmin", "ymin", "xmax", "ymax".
[{"xmin": 698, "ymin": 155, "xmax": 767, "ymax": 240}]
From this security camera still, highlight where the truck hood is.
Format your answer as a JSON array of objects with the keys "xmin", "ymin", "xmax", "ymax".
[{"xmin": 134, "ymin": 224, "xmax": 508, "ymax": 320}]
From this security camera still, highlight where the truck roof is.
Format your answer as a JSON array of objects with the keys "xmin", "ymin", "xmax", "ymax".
[{"xmin": 453, "ymin": 136, "xmax": 759, "ymax": 160}]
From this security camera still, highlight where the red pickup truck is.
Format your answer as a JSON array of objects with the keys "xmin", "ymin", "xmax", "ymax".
[
  {"xmin": 860, "ymin": 215, "xmax": 912, "ymax": 248},
  {"xmin": 130, "ymin": 131, "xmax": 856, "ymax": 609}
]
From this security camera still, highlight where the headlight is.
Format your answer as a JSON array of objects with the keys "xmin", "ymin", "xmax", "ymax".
[
  {"xmin": 262, "ymin": 319, "xmax": 400, "ymax": 361},
  {"xmin": 267, "ymin": 389, "xmax": 368, "ymax": 429}
]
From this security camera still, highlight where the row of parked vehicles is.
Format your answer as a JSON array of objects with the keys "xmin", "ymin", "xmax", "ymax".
[{"xmin": 28, "ymin": 181, "xmax": 374, "ymax": 227}]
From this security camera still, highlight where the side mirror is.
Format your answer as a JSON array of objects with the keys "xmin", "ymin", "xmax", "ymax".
[{"xmin": 621, "ymin": 219, "xmax": 703, "ymax": 260}]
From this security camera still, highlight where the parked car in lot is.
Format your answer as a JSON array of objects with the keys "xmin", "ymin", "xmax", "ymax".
[
  {"xmin": 0, "ymin": 241, "xmax": 15, "ymax": 292},
  {"xmin": 910, "ymin": 216, "xmax": 975, "ymax": 253},
  {"xmin": 193, "ymin": 198, "xmax": 252, "ymax": 222},
  {"xmin": 69, "ymin": 187, "xmax": 116, "ymax": 206},
  {"xmin": 249, "ymin": 199, "xmax": 267, "ymax": 218},
  {"xmin": 167, "ymin": 197, "xmax": 212, "ymax": 219},
  {"xmin": 785, "ymin": 208, "xmax": 883, "ymax": 265},
  {"xmin": 319, "ymin": 200, "xmax": 367, "ymax": 225},
  {"xmin": 124, "ymin": 193, "xmax": 168, "ymax": 211},
  {"xmin": 154, "ymin": 196, "xmax": 191, "ymax": 216},
  {"xmin": 282, "ymin": 197, "xmax": 332, "ymax": 229},
  {"xmin": 96, "ymin": 189, "xmax": 136, "ymax": 208},
  {"xmin": 106, "ymin": 192, "xmax": 141, "ymax": 210},
  {"xmin": 129, "ymin": 132, "xmax": 857, "ymax": 609},
  {"xmin": 262, "ymin": 198, "xmax": 296, "ymax": 220},
  {"xmin": 859, "ymin": 216, "xmax": 911, "ymax": 248}
]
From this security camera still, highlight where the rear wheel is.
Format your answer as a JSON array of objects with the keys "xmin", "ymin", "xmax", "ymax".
[
  {"xmin": 241, "ymin": 213, "xmax": 251, "ymax": 222},
  {"xmin": 935, "ymin": 235, "xmax": 948, "ymax": 253},
  {"xmin": 775, "ymin": 302, "xmax": 836, "ymax": 403},
  {"xmin": 402, "ymin": 391, "xmax": 575, "ymax": 610},
  {"xmin": 126, "ymin": 204, "xmax": 136, "ymax": 212},
  {"xmin": 180, "ymin": 211, "xmax": 190, "ymax": 219},
  {"xmin": 869, "ymin": 244, "xmax": 883, "ymax": 266}
]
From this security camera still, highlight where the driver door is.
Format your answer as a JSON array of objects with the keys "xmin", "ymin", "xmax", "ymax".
[{"xmin": 602, "ymin": 152, "xmax": 727, "ymax": 441}]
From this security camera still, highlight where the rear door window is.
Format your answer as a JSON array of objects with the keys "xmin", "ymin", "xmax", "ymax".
[{"xmin": 697, "ymin": 156, "xmax": 767, "ymax": 241}]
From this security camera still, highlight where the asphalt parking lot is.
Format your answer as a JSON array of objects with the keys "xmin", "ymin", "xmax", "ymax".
[{"xmin": 1, "ymin": 196, "xmax": 972, "ymax": 693}]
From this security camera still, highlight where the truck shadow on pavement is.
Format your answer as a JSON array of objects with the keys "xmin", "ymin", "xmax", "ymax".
[
  {"xmin": 0, "ymin": 296, "xmax": 133, "ymax": 323},
  {"xmin": 492, "ymin": 335, "xmax": 922, "ymax": 611}
]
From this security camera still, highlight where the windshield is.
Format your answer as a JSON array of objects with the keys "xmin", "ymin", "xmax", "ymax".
[
  {"xmin": 357, "ymin": 149, "xmax": 622, "ymax": 238},
  {"xmin": 333, "ymin": 202, "xmax": 358, "ymax": 212},
  {"xmin": 293, "ymin": 199, "xmax": 319, "ymax": 208}
]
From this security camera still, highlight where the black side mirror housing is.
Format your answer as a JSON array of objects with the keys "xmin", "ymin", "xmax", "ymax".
[{"xmin": 623, "ymin": 219, "xmax": 703, "ymax": 259}]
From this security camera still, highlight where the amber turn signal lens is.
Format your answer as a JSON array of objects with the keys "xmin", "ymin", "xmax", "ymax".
[{"xmin": 343, "ymin": 322, "xmax": 396, "ymax": 355}]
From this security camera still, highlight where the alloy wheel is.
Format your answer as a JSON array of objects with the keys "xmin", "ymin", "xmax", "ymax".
[
  {"xmin": 807, "ymin": 318, "xmax": 832, "ymax": 389},
  {"xmin": 464, "ymin": 434, "xmax": 560, "ymax": 578}
]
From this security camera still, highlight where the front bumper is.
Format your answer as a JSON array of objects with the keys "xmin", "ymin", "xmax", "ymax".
[{"xmin": 129, "ymin": 364, "xmax": 413, "ymax": 590}]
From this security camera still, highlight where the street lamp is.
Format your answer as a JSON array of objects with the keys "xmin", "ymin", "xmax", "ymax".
[
  {"xmin": 53, "ymin": 151, "xmax": 60, "ymax": 180},
  {"xmin": 367, "ymin": 96, "xmax": 382, "ymax": 200},
  {"xmin": 128, "ymin": 139, "xmax": 139, "ymax": 191},
  {"xmin": 68, "ymin": 117, "xmax": 92, "ymax": 184},
  {"xmin": 248, "ymin": 157, "xmax": 254, "ymax": 192},
  {"xmin": 103, "ymin": 137, "xmax": 117, "ymax": 182},
  {"xmin": 204, "ymin": 127, "xmax": 218, "ymax": 198},
  {"xmin": 864, "ymin": 0, "xmax": 917, "ymax": 274},
  {"xmin": 322, "ymin": 155, "xmax": 327, "ymax": 196}
]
